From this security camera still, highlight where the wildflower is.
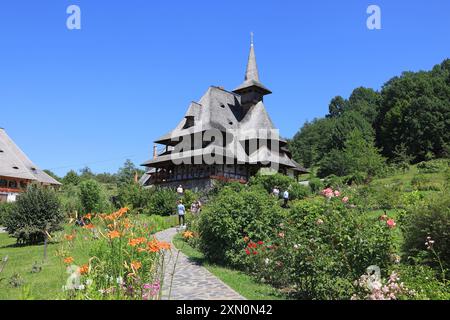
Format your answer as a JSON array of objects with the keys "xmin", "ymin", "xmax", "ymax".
[
  {"xmin": 159, "ymin": 241, "xmax": 171, "ymax": 250},
  {"xmin": 278, "ymin": 232, "xmax": 285, "ymax": 239},
  {"xmin": 257, "ymin": 241, "xmax": 264, "ymax": 245},
  {"xmin": 379, "ymin": 213, "xmax": 388, "ymax": 221},
  {"xmin": 245, "ymin": 248, "xmax": 250, "ymax": 255},
  {"xmin": 264, "ymin": 258, "xmax": 270, "ymax": 265},
  {"xmin": 84, "ymin": 224, "xmax": 95, "ymax": 230},
  {"xmin": 128, "ymin": 237, "xmax": 147, "ymax": 247},
  {"xmin": 253, "ymin": 251, "xmax": 258, "ymax": 255},
  {"xmin": 334, "ymin": 190, "xmax": 341, "ymax": 197},
  {"xmin": 316, "ymin": 218, "xmax": 324, "ymax": 225},
  {"xmin": 293, "ymin": 244, "xmax": 300, "ymax": 250},
  {"xmin": 64, "ymin": 234, "xmax": 76, "ymax": 241},
  {"xmin": 131, "ymin": 261, "xmax": 142, "ymax": 271},
  {"xmin": 79, "ymin": 264, "xmax": 89, "ymax": 275},
  {"xmin": 386, "ymin": 219, "xmax": 396, "ymax": 229},
  {"xmin": 425, "ymin": 236, "xmax": 435, "ymax": 250},
  {"xmin": 84, "ymin": 213, "xmax": 92, "ymax": 220},
  {"xmin": 116, "ymin": 276, "xmax": 124, "ymax": 285},
  {"xmin": 183, "ymin": 231, "xmax": 194, "ymax": 239},
  {"xmin": 342, "ymin": 197, "xmax": 349, "ymax": 203},
  {"xmin": 63, "ymin": 257, "xmax": 74, "ymax": 265},
  {"xmin": 243, "ymin": 236, "xmax": 250, "ymax": 243},
  {"xmin": 248, "ymin": 242, "xmax": 257, "ymax": 249},
  {"xmin": 107, "ymin": 230, "xmax": 121, "ymax": 239}
]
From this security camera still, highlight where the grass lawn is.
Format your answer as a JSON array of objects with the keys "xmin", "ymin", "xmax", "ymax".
[
  {"xmin": 0, "ymin": 214, "xmax": 178, "ymax": 300},
  {"xmin": 172, "ymin": 234, "xmax": 286, "ymax": 300}
]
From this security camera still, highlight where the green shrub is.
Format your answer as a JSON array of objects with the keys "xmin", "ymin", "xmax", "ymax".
[
  {"xmin": 288, "ymin": 183, "xmax": 310, "ymax": 200},
  {"xmin": 59, "ymin": 184, "xmax": 82, "ymax": 217},
  {"xmin": 393, "ymin": 264, "xmax": 450, "ymax": 300},
  {"xmin": 79, "ymin": 180, "xmax": 109, "ymax": 213},
  {"xmin": 309, "ymin": 178, "xmax": 324, "ymax": 194},
  {"xmin": 373, "ymin": 186, "xmax": 402, "ymax": 210},
  {"xmin": 402, "ymin": 194, "xmax": 450, "ymax": 273},
  {"xmin": 4, "ymin": 185, "xmax": 64, "ymax": 245},
  {"xmin": 197, "ymin": 185, "xmax": 283, "ymax": 267},
  {"xmin": 324, "ymin": 175, "xmax": 345, "ymax": 189},
  {"xmin": 342, "ymin": 172, "xmax": 367, "ymax": 185},
  {"xmin": 243, "ymin": 196, "xmax": 395, "ymax": 299},
  {"xmin": 182, "ymin": 189, "xmax": 199, "ymax": 209},
  {"xmin": 145, "ymin": 188, "xmax": 178, "ymax": 216},
  {"xmin": 417, "ymin": 159, "xmax": 449, "ymax": 174},
  {"xmin": 116, "ymin": 183, "xmax": 154, "ymax": 213},
  {"xmin": 0, "ymin": 202, "xmax": 15, "ymax": 226},
  {"xmin": 411, "ymin": 174, "xmax": 443, "ymax": 191},
  {"xmin": 248, "ymin": 173, "xmax": 294, "ymax": 194}
]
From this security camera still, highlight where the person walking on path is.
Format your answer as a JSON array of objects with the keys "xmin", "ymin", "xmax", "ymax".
[
  {"xmin": 283, "ymin": 189, "xmax": 290, "ymax": 208},
  {"xmin": 176, "ymin": 185, "xmax": 184, "ymax": 196},
  {"xmin": 272, "ymin": 186, "xmax": 280, "ymax": 198},
  {"xmin": 177, "ymin": 200, "xmax": 186, "ymax": 227}
]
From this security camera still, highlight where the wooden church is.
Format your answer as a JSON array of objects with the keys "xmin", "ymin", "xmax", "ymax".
[{"xmin": 140, "ymin": 37, "xmax": 306, "ymax": 190}]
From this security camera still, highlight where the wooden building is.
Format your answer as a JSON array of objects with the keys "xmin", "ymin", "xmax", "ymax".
[
  {"xmin": 0, "ymin": 128, "xmax": 61, "ymax": 202},
  {"xmin": 140, "ymin": 37, "xmax": 307, "ymax": 190}
]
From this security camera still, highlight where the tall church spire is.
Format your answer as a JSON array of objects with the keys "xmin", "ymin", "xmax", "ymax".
[
  {"xmin": 233, "ymin": 33, "xmax": 272, "ymax": 104},
  {"xmin": 245, "ymin": 32, "xmax": 260, "ymax": 82}
]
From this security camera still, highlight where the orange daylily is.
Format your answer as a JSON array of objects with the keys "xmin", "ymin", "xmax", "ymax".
[
  {"xmin": 79, "ymin": 264, "xmax": 89, "ymax": 275},
  {"xmin": 84, "ymin": 224, "xmax": 95, "ymax": 230},
  {"xmin": 64, "ymin": 234, "xmax": 76, "ymax": 241},
  {"xmin": 128, "ymin": 237, "xmax": 147, "ymax": 247},
  {"xmin": 107, "ymin": 230, "xmax": 121, "ymax": 239},
  {"xmin": 183, "ymin": 231, "xmax": 194, "ymax": 239},
  {"xmin": 63, "ymin": 257, "xmax": 74, "ymax": 264},
  {"xmin": 131, "ymin": 261, "xmax": 142, "ymax": 271},
  {"xmin": 84, "ymin": 213, "xmax": 92, "ymax": 220},
  {"xmin": 158, "ymin": 241, "xmax": 171, "ymax": 250}
]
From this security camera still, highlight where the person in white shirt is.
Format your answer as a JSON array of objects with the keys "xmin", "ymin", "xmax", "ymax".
[
  {"xmin": 283, "ymin": 190, "xmax": 290, "ymax": 208},
  {"xmin": 272, "ymin": 186, "xmax": 280, "ymax": 198},
  {"xmin": 176, "ymin": 185, "xmax": 184, "ymax": 195},
  {"xmin": 177, "ymin": 200, "xmax": 186, "ymax": 227}
]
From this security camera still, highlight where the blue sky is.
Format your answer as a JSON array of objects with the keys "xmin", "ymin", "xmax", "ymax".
[{"xmin": 0, "ymin": 0, "xmax": 449, "ymax": 176}]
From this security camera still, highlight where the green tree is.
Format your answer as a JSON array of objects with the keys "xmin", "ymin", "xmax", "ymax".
[
  {"xmin": 327, "ymin": 96, "xmax": 348, "ymax": 118},
  {"xmin": 79, "ymin": 179, "xmax": 106, "ymax": 213},
  {"xmin": 318, "ymin": 129, "xmax": 385, "ymax": 178},
  {"xmin": 63, "ymin": 170, "xmax": 80, "ymax": 186},
  {"xmin": 376, "ymin": 61, "xmax": 450, "ymax": 162},
  {"xmin": 79, "ymin": 166, "xmax": 95, "ymax": 181},
  {"xmin": 117, "ymin": 160, "xmax": 144, "ymax": 185},
  {"xmin": 4, "ymin": 185, "xmax": 64, "ymax": 245}
]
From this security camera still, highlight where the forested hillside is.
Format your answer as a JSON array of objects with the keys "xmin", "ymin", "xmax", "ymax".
[{"xmin": 289, "ymin": 59, "xmax": 450, "ymax": 178}]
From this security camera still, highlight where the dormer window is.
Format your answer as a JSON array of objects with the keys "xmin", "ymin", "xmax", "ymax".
[{"xmin": 183, "ymin": 116, "xmax": 195, "ymax": 129}]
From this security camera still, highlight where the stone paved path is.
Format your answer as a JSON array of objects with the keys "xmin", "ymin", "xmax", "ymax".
[{"xmin": 155, "ymin": 228, "xmax": 245, "ymax": 300}]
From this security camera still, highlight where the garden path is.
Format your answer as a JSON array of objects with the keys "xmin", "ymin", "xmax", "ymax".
[{"xmin": 155, "ymin": 227, "xmax": 245, "ymax": 300}]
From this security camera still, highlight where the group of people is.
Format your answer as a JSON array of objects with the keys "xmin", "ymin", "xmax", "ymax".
[
  {"xmin": 272, "ymin": 186, "xmax": 290, "ymax": 208},
  {"xmin": 176, "ymin": 185, "xmax": 202, "ymax": 228}
]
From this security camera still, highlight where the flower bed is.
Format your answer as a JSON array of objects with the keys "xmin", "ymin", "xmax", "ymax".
[{"xmin": 59, "ymin": 208, "xmax": 172, "ymax": 300}]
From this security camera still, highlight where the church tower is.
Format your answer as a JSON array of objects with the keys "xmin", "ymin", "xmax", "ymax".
[{"xmin": 233, "ymin": 33, "xmax": 272, "ymax": 111}]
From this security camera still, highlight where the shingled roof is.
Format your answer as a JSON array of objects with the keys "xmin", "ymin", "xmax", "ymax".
[
  {"xmin": 143, "ymin": 37, "xmax": 306, "ymax": 173},
  {"xmin": 0, "ymin": 128, "xmax": 61, "ymax": 185}
]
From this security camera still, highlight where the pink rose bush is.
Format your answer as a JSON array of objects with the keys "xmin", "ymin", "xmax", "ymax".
[{"xmin": 352, "ymin": 271, "xmax": 416, "ymax": 300}]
